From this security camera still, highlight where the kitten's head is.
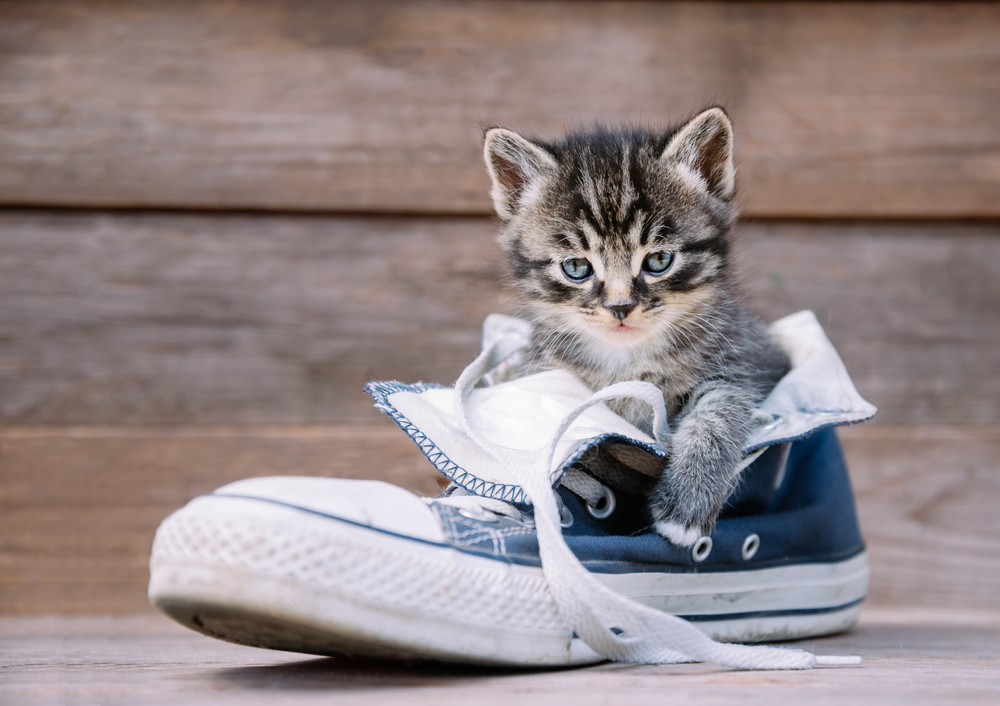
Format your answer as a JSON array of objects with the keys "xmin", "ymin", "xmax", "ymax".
[{"xmin": 484, "ymin": 108, "xmax": 737, "ymax": 357}]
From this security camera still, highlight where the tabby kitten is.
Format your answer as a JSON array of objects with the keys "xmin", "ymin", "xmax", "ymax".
[{"xmin": 483, "ymin": 108, "xmax": 789, "ymax": 546}]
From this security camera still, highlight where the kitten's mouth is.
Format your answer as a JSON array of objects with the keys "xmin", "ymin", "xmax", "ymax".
[
  {"xmin": 602, "ymin": 321, "xmax": 643, "ymax": 339},
  {"xmin": 581, "ymin": 318, "xmax": 648, "ymax": 344}
]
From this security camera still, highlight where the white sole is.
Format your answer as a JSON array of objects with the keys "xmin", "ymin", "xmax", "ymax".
[{"xmin": 149, "ymin": 495, "xmax": 868, "ymax": 666}]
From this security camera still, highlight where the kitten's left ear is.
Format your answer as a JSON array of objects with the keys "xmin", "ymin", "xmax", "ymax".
[
  {"xmin": 484, "ymin": 128, "xmax": 558, "ymax": 220},
  {"xmin": 661, "ymin": 107, "xmax": 735, "ymax": 200}
]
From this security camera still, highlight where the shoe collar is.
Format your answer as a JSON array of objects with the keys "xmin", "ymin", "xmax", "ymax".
[{"xmin": 365, "ymin": 310, "xmax": 874, "ymax": 504}]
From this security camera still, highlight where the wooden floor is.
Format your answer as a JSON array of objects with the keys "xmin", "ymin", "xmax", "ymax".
[{"xmin": 3, "ymin": 608, "xmax": 999, "ymax": 705}]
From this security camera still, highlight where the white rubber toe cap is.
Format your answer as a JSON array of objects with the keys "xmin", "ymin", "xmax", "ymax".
[{"xmin": 211, "ymin": 477, "xmax": 445, "ymax": 543}]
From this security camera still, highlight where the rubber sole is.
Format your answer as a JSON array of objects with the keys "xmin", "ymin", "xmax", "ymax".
[{"xmin": 149, "ymin": 494, "xmax": 868, "ymax": 666}]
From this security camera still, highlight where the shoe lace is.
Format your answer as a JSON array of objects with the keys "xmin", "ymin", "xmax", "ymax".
[
  {"xmin": 436, "ymin": 465, "xmax": 609, "ymax": 526},
  {"xmin": 436, "ymin": 338, "xmax": 861, "ymax": 670}
]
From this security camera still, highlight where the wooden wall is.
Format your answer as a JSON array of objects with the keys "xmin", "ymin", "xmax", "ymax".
[
  {"xmin": 1, "ymin": 0, "xmax": 998, "ymax": 615},
  {"xmin": 2, "ymin": 1, "xmax": 998, "ymax": 217}
]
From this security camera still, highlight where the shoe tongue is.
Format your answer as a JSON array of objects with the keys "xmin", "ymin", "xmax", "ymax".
[{"xmin": 367, "ymin": 369, "xmax": 667, "ymax": 503}]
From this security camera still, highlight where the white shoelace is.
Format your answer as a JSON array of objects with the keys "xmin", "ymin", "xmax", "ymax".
[{"xmin": 443, "ymin": 341, "xmax": 861, "ymax": 670}]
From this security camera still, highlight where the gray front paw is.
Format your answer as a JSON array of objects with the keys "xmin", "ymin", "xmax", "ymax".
[
  {"xmin": 653, "ymin": 518, "xmax": 703, "ymax": 547},
  {"xmin": 648, "ymin": 472, "xmax": 728, "ymax": 547},
  {"xmin": 647, "ymin": 381, "xmax": 754, "ymax": 547}
]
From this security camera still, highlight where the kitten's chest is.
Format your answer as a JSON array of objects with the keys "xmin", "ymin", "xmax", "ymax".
[
  {"xmin": 526, "ymin": 336, "xmax": 706, "ymax": 434},
  {"xmin": 564, "ymin": 345, "xmax": 701, "ymax": 408}
]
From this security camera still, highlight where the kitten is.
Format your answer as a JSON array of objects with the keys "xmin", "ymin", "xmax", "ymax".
[{"xmin": 483, "ymin": 107, "xmax": 789, "ymax": 547}]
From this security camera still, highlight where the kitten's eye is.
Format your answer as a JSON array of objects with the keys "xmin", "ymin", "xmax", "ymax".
[
  {"xmin": 561, "ymin": 258, "xmax": 593, "ymax": 281},
  {"xmin": 643, "ymin": 252, "xmax": 674, "ymax": 274}
]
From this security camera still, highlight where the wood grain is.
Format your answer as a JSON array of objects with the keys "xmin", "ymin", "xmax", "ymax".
[
  {"xmin": 1, "ymin": 210, "xmax": 997, "ymax": 426},
  {"xmin": 2, "ymin": 611, "xmax": 1000, "ymax": 705},
  {"xmin": 0, "ymin": 426, "xmax": 443, "ymax": 615},
  {"xmin": 839, "ymin": 425, "xmax": 1000, "ymax": 612},
  {"xmin": 0, "ymin": 610, "xmax": 1000, "ymax": 706},
  {"xmin": 736, "ymin": 220, "xmax": 1000, "ymax": 425},
  {"xmin": 0, "ymin": 609, "xmax": 1000, "ymax": 706},
  {"xmin": 1, "ymin": 1, "xmax": 998, "ymax": 217},
  {"xmin": 2, "ymin": 424, "xmax": 998, "ymax": 615},
  {"xmin": 0, "ymin": 211, "xmax": 507, "ymax": 425}
]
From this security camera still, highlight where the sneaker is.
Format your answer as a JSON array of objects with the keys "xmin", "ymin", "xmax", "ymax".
[{"xmin": 149, "ymin": 311, "xmax": 874, "ymax": 669}]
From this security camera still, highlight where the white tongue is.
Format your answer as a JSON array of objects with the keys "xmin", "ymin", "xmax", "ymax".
[
  {"xmin": 386, "ymin": 368, "xmax": 664, "ymax": 502},
  {"xmin": 467, "ymin": 382, "xmax": 590, "ymax": 451}
]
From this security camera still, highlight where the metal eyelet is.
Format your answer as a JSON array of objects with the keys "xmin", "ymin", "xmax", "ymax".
[
  {"xmin": 585, "ymin": 487, "xmax": 616, "ymax": 520},
  {"xmin": 458, "ymin": 507, "xmax": 498, "ymax": 523},
  {"xmin": 741, "ymin": 533, "xmax": 760, "ymax": 561},
  {"xmin": 691, "ymin": 536, "xmax": 713, "ymax": 563},
  {"xmin": 559, "ymin": 504, "xmax": 574, "ymax": 528}
]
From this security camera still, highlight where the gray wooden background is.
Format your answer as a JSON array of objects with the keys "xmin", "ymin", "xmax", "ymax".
[{"xmin": 1, "ymin": 0, "xmax": 998, "ymax": 615}]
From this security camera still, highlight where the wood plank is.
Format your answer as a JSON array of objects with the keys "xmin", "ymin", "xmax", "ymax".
[
  {"xmin": 737, "ymin": 221, "xmax": 1000, "ymax": 425},
  {"xmin": 839, "ymin": 425, "xmax": 1000, "ymax": 611},
  {"xmin": 0, "ymin": 426, "xmax": 443, "ymax": 615},
  {"xmin": 2, "ymin": 610, "xmax": 1000, "ymax": 705},
  {"xmin": 1, "ymin": 211, "xmax": 998, "ymax": 426},
  {"xmin": 1, "ymin": 424, "xmax": 998, "ymax": 615},
  {"xmin": 0, "ymin": 210, "xmax": 506, "ymax": 425},
  {"xmin": 1, "ymin": 1, "xmax": 998, "ymax": 217}
]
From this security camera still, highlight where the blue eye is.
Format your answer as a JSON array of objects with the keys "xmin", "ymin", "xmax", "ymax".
[
  {"xmin": 643, "ymin": 252, "xmax": 674, "ymax": 274},
  {"xmin": 561, "ymin": 258, "xmax": 593, "ymax": 281}
]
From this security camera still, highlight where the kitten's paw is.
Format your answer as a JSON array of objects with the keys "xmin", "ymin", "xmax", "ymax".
[
  {"xmin": 648, "ymin": 482, "xmax": 720, "ymax": 547},
  {"xmin": 653, "ymin": 520, "xmax": 702, "ymax": 547}
]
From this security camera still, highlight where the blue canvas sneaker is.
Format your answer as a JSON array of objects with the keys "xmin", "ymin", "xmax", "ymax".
[{"xmin": 149, "ymin": 311, "xmax": 874, "ymax": 670}]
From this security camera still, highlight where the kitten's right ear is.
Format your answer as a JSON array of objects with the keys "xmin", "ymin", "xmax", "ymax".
[
  {"xmin": 661, "ymin": 107, "xmax": 735, "ymax": 200},
  {"xmin": 483, "ymin": 128, "xmax": 557, "ymax": 220}
]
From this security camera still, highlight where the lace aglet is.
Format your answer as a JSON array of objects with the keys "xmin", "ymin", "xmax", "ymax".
[{"xmin": 814, "ymin": 655, "xmax": 862, "ymax": 666}]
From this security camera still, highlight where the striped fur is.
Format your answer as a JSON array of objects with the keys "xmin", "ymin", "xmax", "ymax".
[{"xmin": 484, "ymin": 108, "xmax": 789, "ymax": 545}]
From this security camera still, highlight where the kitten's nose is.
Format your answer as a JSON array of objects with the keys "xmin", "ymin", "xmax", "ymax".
[{"xmin": 607, "ymin": 304, "xmax": 634, "ymax": 321}]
